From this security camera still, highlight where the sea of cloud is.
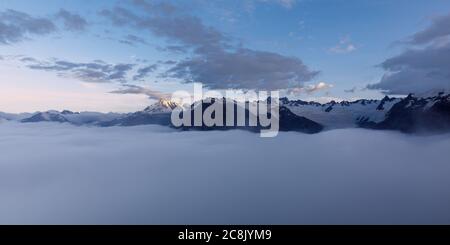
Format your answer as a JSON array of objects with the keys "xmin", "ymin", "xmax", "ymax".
[{"xmin": 0, "ymin": 121, "xmax": 449, "ymax": 224}]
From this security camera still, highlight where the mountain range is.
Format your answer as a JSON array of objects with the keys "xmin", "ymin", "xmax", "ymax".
[{"xmin": 1, "ymin": 93, "xmax": 449, "ymax": 134}]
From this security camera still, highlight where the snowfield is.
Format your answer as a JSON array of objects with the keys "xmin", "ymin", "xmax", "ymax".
[{"xmin": 0, "ymin": 121, "xmax": 450, "ymax": 224}]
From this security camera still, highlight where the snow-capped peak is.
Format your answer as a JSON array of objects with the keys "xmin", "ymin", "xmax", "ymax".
[{"xmin": 143, "ymin": 98, "xmax": 179, "ymax": 114}]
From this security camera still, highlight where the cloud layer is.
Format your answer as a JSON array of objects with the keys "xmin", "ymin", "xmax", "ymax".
[{"xmin": 1, "ymin": 123, "xmax": 450, "ymax": 224}]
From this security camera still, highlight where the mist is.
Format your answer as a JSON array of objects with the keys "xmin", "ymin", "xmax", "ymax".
[{"xmin": 0, "ymin": 121, "xmax": 449, "ymax": 224}]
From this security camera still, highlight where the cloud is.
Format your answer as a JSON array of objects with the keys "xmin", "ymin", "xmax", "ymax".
[
  {"xmin": 255, "ymin": 0, "xmax": 298, "ymax": 9},
  {"xmin": 0, "ymin": 9, "xmax": 56, "ymax": 44},
  {"xmin": 119, "ymin": 34, "xmax": 149, "ymax": 46},
  {"xmin": 141, "ymin": 16, "xmax": 227, "ymax": 51},
  {"xmin": 275, "ymin": 0, "xmax": 297, "ymax": 9},
  {"xmin": 2, "ymin": 124, "xmax": 450, "ymax": 224},
  {"xmin": 100, "ymin": 1, "xmax": 318, "ymax": 90},
  {"xmin": 131, "ymin": 0, "xmax": 178, "ymax": 15},
  {"xmin": 288, "ymin": 82, "xmax": 333, "ymax": 95},
  {"xmin": 159, "ymin": 60, "xmax": 177, "ymax": 65},
  {"xmin": 164, "ymin": 48, "xmax": 319, "ymax": 90},
  {"xmin": 110, "ymin": 84, "xmax": 167, "ymax": 100},
  {"xmin": 408, "ymin": 13, "xmax": 450, "ymax": 45},
  {"xmin": 98, "ymin": 7, "xmax": 140, "ymax": 26},
  {"xmin": 99, "ymin": 6, "xmax": 228, "ymax": 50},
  {"xmin": 24, "ymin": 58, "xmax": 135, "ymax": 83},
  {"xmin": 368, "ymin": 12, "xmax": 450, "ymax": 95},
  {"xmin": 304, "ymin": 82, "xmax": 333, "ymax": 93},
  {"xmin": 19, "ymin": 56, "xmax": 38, "ymax": 62},
  {"xmin": 329, "ymin": 36, "xmax": 357, "ymax": 54},
  {"xmin": 133, "ymin": 64, "xmax": 158, "ymax": 81},
  {"xmin": 344, "ymin": 87, "xmax": 357, "ymax": 93},
  {"xmin": 56, "ymin": 9, "xmax": 88, "ymax": 32}
]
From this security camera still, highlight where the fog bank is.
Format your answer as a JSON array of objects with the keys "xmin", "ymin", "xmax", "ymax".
[{"xmin": 0, "ymin": 122, "xmax": 450, "ymax": 224}]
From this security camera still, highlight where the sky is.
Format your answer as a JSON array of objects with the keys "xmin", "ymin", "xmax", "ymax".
[{"xmin": 1, "ymin": 0, "xmax": 450, "ymax": 113}]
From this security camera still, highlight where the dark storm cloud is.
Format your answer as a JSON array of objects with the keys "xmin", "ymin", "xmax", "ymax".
[
  {"xmin": 56, "ymin": 9, "xmax": 88, "ymax": 31},
  {"xmin": 100, "ymin": 0, "xmax": 319, "ymax": 90},
  {"xmin": 0, "ymin": 9, "xmax": 56, "ymax": 44},
  {"xmin": 368, "ymin": 12, "xmax": 450, "ymax": 95}
]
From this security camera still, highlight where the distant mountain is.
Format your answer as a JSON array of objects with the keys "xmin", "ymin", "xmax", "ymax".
[
  {"xmin": 0, "ymin": 112, "xmax": 33, "ymax": 121},
  {"xmin": 21, "ymin": 111, "xmax": 69, "ymax": 123},
  {"xmin": 20, "ymin": 110, "xmax": 123, "ymax": 125},
  {"xmin": 5, "ymin": 93, "xmax": 450, "ymax": 134},
  {"xmin": 359, "ymin": 92, "xmax": 450, "ymax": 133},
  {"xmin": 281, "ymin": 96, "xmax": 401, "ymax": 129},
  {"xmin": 99, "ymin": 99, "xmax": 177, "ymax": 127}
]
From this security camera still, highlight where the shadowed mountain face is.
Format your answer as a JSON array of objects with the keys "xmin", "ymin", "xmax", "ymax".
[
  {"xmin": 98, "ymin": 99, "xmax": 176, "ymax": 127},
  {"xmin": 359, "ymin": 93, "xmax": 450, "ymax": 133},
  {"xmin": 173, "ymin": 98, "xmax": 323, "ymax": 134},
  {"xmin": 278, "ymin": 106, "xmax": 324, "ymax": 134},
  {"xmin": 99, "ymin": 112, "xmax": 172, "ymax": 127},
  {"xmin": 21, "ymin": 111, "xmax": 69, "ymax": 123}
]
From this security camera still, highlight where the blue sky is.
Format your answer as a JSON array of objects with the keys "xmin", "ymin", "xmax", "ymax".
[{"xmin": 1, "ymin": 0, "xmax": 450, "ymax": 112}]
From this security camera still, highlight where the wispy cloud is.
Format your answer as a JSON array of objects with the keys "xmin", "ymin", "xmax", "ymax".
[
  {"xmin": 288, "ymin": 82, "xmax": 333, "ymax": 95},
  {"xmin": 55, "ymin": 9, "xmax": 88, "ymax": 32},
  {"xmin": 329, "ymin": 36, "xmax": 357, "ymax": 54},
  {"xmin": 119, "ymin": 34, "xmax": 149, "ymax": 46},
  {"xmin": 0, "ymin": 9, "xmax": 90, "ymax": 45},
  {"xmin": 133, "ymin": 64, "xmax": 158, "ymax": 81},
  {"xmin": 344, "ymin": 87, "xmax": 357, "ymax": 93},
  {"xmin": 255, "ymin": 0, "xmax": 298, "ymax": 9},
  {"xmin": 22, "ymin": 58, "xmax": 136, "ymax": 83},
  {"xmin": 110, "ymin": 84, "xmax": 167, "ymax": 100},
  {"xmin": 0, "ymin": 9, "xmax": 56, "ymax": 44}
]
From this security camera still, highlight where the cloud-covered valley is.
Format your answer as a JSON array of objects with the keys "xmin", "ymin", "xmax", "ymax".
[{"xmin": 1, "ymin": 122, "xmax": 449, "ymax": 224}]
